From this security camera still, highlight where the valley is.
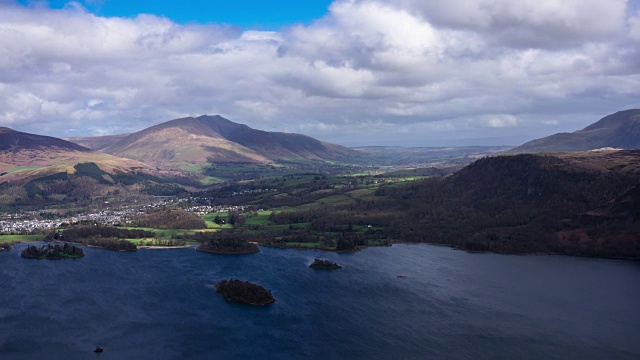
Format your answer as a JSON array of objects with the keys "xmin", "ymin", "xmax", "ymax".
[
  {"xmin": 1, "ymin": 111, "xmax": 640, "ymax": 258},
  {"xmin": 4, "ymin": 3, "xmax": 640, "ymax": 358}
]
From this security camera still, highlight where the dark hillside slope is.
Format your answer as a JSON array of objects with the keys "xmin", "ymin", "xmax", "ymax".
[
  {"xmin": 377, "ymin": 151, "xmax": 640, "ymax": 257},
  {"xmin": 0, "ymin": 127, "xmax": 90, "ymax": 152},
  {"xmin": 511, "ymin": 109, "xmax": 640, "ymax": 153}
]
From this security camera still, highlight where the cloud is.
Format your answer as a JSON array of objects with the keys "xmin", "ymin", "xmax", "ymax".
[
  {"xmin": 393, "ymin": 0, "xmax": 627, "ymax": 49},
  {"xmin": 0, "ymin": 0, "xmax": 639, "ymax": 146}
]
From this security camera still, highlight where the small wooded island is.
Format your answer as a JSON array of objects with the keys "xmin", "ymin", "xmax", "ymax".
[
  {"xmin": 21, "ymin": 243, "xmax": 84, "ymax": 259},
  {"xmin": 0, "ymin": 243, "xmax": 12, "ymax": 251},
  {"xmin": 215, "ymin": 279, "xmax": 275, "ymax": 306},
  {"xmin": 197, "ymin": 238, "xmax": 259, "ymax": 254},
  {"xmin": 309, "ymin": 259, "xmax": 342, "ymax": 270}
]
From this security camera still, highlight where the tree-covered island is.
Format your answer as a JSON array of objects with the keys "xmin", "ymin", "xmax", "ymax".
[
  {"xmin": 309, "ymin": 259, "xmax": 342, "ymax": 269},
  {"xmin": 196, "ymin": 236, "xmax": 259, "ymax": 255},
  {"xmin": 215, "ymin": 279, "xmax": 275, "ymax": 306},
  {"xmin": 21, "ymin": 243, "xmax": 84, "ymax": 259}
]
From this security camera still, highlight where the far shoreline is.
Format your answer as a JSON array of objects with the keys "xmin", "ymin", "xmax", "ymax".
[{"xmin": 3, "ymin": 239, "xmax": 639, "ymax": 261}]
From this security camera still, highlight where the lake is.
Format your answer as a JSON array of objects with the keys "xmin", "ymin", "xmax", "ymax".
[{"xmin": 0, "ymin": 243, "xmax": 639, "ymax": 359}]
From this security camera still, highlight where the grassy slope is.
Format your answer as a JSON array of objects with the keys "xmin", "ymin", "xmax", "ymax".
[
  {"xmin": 105, "ymin": 127, "xmax": 268, "ymax": 170},
  {"xmin": 0, "ymin": 148, "xmax": 151, "ymax": 182}
]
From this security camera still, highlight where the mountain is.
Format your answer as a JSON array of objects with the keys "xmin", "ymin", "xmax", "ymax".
[
  {"xmin": 0, "ymin": 127, "xmax": 202, "ymax": 206},
  {"xmin": 511, "ymin": 109, "xmax": 640, "ymax": 153},
  {"xmin": 0, "ymin": 127, "xmax": 150, "ymax": 183},
  {"xmin": 78, "ymin": 115, "xmax": 358, "ymax": 170}
]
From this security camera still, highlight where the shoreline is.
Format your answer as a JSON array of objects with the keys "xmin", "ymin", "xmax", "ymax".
[
  {"xmin": 4, "ymin": 239, "xmax": 638, "ymax": 261},
  {"xmin": 139, "ymin": 245, "xmax": 196, "ymax": 250}
]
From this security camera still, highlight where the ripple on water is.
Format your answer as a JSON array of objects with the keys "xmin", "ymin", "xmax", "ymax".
[{"xmin": 0, "ymin": 243, "xmax": 639, "ymax": 359}]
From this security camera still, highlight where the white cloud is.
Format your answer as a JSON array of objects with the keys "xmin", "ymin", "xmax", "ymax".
[
  {"xmin": 393, "ymin": 0, "xmax": 627, "ymax": 48},
  {"xmin": 630, "ymin": 11, "xmax": 640, "ymax": 40},
  {"xmin": 0, "ymin": 0, "xmax": 638, "ymax": 146}
]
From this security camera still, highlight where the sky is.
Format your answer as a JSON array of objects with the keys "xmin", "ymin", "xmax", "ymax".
[{"xmin": 1, "ymin": 0, "xmax": 639, "ymax": 146}]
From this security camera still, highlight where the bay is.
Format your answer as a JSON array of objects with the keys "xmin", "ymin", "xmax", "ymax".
[{"xmin": 0, "ymin": 243, "xmax": 638, "ymax": 359}]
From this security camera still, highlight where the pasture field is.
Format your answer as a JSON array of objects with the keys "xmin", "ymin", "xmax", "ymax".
[{"xmin": 0, "ymin": 234, "xmax": 43, "ymax": 243}]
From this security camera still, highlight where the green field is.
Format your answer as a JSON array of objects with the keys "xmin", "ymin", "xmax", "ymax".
[
  {"xmin": 199, "ymin": 176, "xmax": 223, "ymax": 185},
  {"xmin": 5, "ymin": 166, "xmax": 42, "ymax": 174},
  {"xmin": 202, "ymin": 212, "xmax": 236, "ymax": 229},
  {"xmin": 118, "ymin": 227, "xmax": 215, "ymax": 239},
  {"xmin": 0, "ymin": 234, "xmax": 44, "ymax": 243},
  {"xmin": 244, "ymin": 211, "xmax": 275, "ymax": 226}
]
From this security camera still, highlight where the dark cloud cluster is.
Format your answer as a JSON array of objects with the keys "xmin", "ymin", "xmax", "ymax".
[{"xmin": 0, "ymin": 0, "xmax": 638, "ymax": 146}]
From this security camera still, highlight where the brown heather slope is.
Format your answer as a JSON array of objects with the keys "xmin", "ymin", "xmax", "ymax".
[
  {"xmin": 0, "ymin": 127, "xmax": 150, "ymax": 183},
  {"xmin": 511, "ymin": 109, "xmax": 640, "ymax": 153},
  {"xmin": 90, "ymin": 115, "xmax": 359, "ymax": 169}
]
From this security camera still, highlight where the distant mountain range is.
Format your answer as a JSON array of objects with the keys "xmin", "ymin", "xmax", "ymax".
[
  {"xmin": 511, "ymin": 109, "xmax": 640, "ymax": 153},
  {"xmin": 5, "ymin": 110, "xmax": 640, "ymax": 180},
  {"xmin": 67, "ymin": 115, "xmax": 358, "ymax": 170}
]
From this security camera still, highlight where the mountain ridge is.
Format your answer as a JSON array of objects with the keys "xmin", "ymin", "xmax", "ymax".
[
  {"xmin": 1, "ymin": 127, "xmax": 91, "ymax": 153},
  {"xmin": 87, "ymin": 115, "xmax": 359, "ymax": 169},
  {"xmin": 511, "ymin": 109, "xmax": 640, "ymax": 153}
]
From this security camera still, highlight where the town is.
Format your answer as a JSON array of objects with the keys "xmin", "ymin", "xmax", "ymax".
[{"xmin": 0, "ymin": 196, "xmax": 247, "ymax": 234}]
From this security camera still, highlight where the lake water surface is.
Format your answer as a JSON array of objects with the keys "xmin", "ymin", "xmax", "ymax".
[{"xmin": 0, "ymin": 243, "xmax": 638, "ymax": 359}]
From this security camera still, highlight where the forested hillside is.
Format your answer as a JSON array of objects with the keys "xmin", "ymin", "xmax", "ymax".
[{"xmin": 233, "ymin": 151, "xmax": 640, "ymax": 258}]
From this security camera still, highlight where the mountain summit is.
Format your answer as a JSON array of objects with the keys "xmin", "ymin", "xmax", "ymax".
[
  {"xmin": 511, "ymin": 109, "xmax": 640, "ymax": 153},
  {"xmin": 93, "ymin": 115, "xmax": 358, "ymax": 169}
]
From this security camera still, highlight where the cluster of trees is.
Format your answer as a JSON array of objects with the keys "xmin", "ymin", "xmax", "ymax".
[
  {"xmin": 309, "ymin": 259, "xmax": 342, "ymax": 269},
  {"xmin": 21, "ymin": 243, "xmax": 84, "ymax": 259},
  {"xmin": 0, "ymin": 242, "xmax": 12, "ymax": 251},
  {"xmin": 74, "ymin": 237, "xmax": 137, "ymax": 252},
  {"xmin": 215, "ymin": 279, "xmax": 275, "ymax": 305},
  {"xmin": 133, "ymin": 208, "xmax": 207, "ymax": 229},
  {"xmin": 196, "ymin": 234, "xmax": 259, "ymax": 254},
  {"xmin": 47, "ymin": 226, "xmax": 154, "ymax": 241},
  {"xmin": 138, "ymin": 239, "xmax": 188, "ymax": 247}
]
